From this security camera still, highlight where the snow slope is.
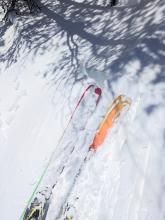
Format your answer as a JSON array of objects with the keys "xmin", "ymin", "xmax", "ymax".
[{"xmin": 0, "ymin": 0, "xmax": 165, "ymax": 219}]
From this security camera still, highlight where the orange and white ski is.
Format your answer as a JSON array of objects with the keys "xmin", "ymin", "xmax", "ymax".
[{"xmin": 90, "ymin": 95, "xmax": 131, "ymax": 150}]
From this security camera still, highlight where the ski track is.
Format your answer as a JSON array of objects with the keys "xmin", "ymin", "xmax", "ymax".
[{"xmin": 57, "ymin": 95, "xmax": 139, "ymax": 220}]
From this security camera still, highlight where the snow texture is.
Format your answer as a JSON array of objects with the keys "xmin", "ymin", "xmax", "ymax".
[{"xmin": 0, "ymin": 0, "xmax": 165, "ymax": 219}]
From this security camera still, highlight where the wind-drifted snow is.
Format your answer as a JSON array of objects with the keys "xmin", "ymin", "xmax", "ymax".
[{"xmin": 0, "ymin": 0, "xmax": 165, "ymax": 219}]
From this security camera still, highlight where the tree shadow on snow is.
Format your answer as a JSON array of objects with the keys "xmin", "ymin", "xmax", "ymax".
[{"xmin": 0, "ymin": 0, "xmax": 164, "ymax": 99}]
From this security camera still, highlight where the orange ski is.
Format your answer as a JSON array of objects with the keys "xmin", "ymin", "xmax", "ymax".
[{"xmin": 90, "ymin": 95, "xmax": 131, "ymax": 150}]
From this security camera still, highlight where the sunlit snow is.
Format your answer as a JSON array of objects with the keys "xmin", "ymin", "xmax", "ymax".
[{"xmin": 0, "ymin": 0, "xmax": 165, "ymax": 219}]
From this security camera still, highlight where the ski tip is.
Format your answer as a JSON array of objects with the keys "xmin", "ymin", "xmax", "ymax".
[
  {"xmin": 95, "ymin": 87, "xmax": 102, "ymax": 96},
  {"xmin": 90, "ymin": 95, "xmax": 132, "ymax": 151}
]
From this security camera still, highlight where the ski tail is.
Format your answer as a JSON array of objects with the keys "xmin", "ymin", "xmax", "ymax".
[
  {"xmin": 90, "ymin": 95, "xmax": 131, "ymax": 150},
  {"xmin": 21, "ymin": 84, "xmax": 102, "ymax": 220}
]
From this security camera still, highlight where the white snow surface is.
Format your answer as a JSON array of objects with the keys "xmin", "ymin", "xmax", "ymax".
[{"xmin": 0, "ymin": 0, "xmax": 165, "ymax": 219}]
